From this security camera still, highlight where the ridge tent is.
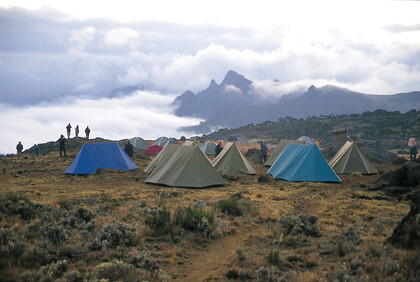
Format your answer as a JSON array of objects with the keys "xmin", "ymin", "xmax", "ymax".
[
  {"xmin": 265, "ymin": 139, "xmax": 305, "ymax": 167},
  {"xmin": 144, "ymin": 145, "xmax": 163, "ymax": 156},
  {"xmin": 199, "ymin": 142, "xmax": 217, "ymax": 156},
  {"xmin": 153, "ymin": 137, "xmax": 168, "ymax": 147},
  {"xmin": 130, "ymin": 137, "xmax": 148, "ymax": 150},
  {"xmin": 145, "ymin": 144, "xmax": 225, "ymax": 188},
  {"xmin": 64, "ymin": 142, "xmax": 138, "ymax": 175},
  {"xmin": 329, "ymin": 141, "xmax": 378, "ymax": 174},
  {"xmin": 182, "ymin": 140, "xmax": 194, "ymax": 146},
  {"xmin": 212, "ymin": 142, "xmax": 256, "ymax": 175},
  {"xmin": 267, "ymin": 144, "xmax": 341, "ymax": 182}
]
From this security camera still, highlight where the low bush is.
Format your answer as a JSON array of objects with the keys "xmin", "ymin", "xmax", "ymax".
[
  {"xmin": 279, "ymin": 214, "xmax": 321, "ymax": 237},
  {"xmin": 145, "ymin": 207, "xmax": 172, "ymax": 236},
  {"xmin": 267, "ymin": 249, "xmax": 280, "ymax": 265},
  {"xmin": 128, "ymin": 250, "xmax": 159, "ymax": 274},
  {"xmin": 92, "ymin": 260, "xmax": 141, "ymax": 282},
  {"xmin": 173, "ymin": 206, "xmax": 216, "ymax": 238},
  {"xmin": 216, "ymin": 193, "xmax": 253, "ymax": 217},
  {"xmin": 90, "ymin": 221, "xmax": 137, "ymax": 250}
]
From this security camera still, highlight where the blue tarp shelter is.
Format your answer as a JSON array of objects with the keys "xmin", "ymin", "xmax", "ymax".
[
  {"xmin": 267, "ymin": 144, "xmax": 341, "ymax": 182},
  {"xmin": 64, "ymin": 143, "xmax": 138, "ymax": 175}
]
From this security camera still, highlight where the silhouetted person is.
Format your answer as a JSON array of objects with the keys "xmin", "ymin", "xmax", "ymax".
[
  {"xmin": 124, "ymin": 140, "xmax": 134, "ymax": 159},
  {"xmin": 58, "ymin": 135, "xmax": 67, "ymax": 158},
  {"xmin": 215, "ymin": 140, "xmax": 223, "ymax": 157},
  {"xmin": 408, "ymin": 134, "xmax": 417, "ymax": 162},
  {"xmin": 33, "ymin": 144, "xmax": 40, "ymax": 159},
  {"xmin": 16, "ymin": 142, "xmax": 23, "ymax": 158},
  {"xmin": 259, "ymin": 141, "xmax": 268, "ymax": 165},
  {"xmin": 75, "ymin": 125, "xmax": 79, "ymax": 138},
  {"xmin": 85, "ymin": 126, "xmax": 90, "ymax": 140},
  {"xmin": 66, "ymin": 123, "xmax": 72, "ymax": 139}
]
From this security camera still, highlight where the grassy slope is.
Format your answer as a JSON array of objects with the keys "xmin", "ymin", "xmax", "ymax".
[{"xmin": 1, "ymin": 145, "xmax": 418, "ymax": 281}]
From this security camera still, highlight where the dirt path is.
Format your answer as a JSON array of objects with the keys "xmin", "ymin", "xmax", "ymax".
[{"xmin": 175, "ymin": 227, "xmax": 263, "ymax": 281}]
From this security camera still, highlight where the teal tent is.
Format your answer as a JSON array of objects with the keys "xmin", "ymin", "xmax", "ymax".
[
  {"xmin": 65, "ymin": 143, "xmax": 138, "ymax": 175},
  {"xmin": 264, "ymin": 139, "xmax": 305, "ymax": 167},
  {"xmin": 267, "ymin": 144, "xmax": 341, "ymax": 182},
  {"xmin": 199, "ymin": 142, "xmax": 217, "ymax": 156}
]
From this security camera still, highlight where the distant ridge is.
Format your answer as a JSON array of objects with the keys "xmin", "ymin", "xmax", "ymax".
[{"xmin": 172, "ymin": 70, "xmax": 420, "ymax": 133}]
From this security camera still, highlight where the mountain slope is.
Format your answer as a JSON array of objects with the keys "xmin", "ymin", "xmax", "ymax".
[{"xmin": 172, "ymin": 71, "xmax": 420, "ymax": 133}]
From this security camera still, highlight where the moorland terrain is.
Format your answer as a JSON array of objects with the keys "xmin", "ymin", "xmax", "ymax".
[{"xmin": 1, "ymin": 110, "xmax": 420, "ymax": 281}]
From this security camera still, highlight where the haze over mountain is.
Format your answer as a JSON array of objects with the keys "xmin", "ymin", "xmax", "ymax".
[{"xmin": 173, "ymin": 71, "xmax": 420, "ymax": 133}]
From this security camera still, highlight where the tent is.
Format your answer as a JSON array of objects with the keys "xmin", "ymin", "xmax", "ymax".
[
  {"xmin": 297, "ymin": 136, "xmax": 315, "ymax": 145},
  {"xmin": 145, "ymin": 144, "xmax": 225, "ymax": 188},
  {"xmin": 64, "ymin": 142, "xmax": 138, "ymax": 175},
  {"xmin": 329, "ymin": 141, "xmax": 378, "ymax": 174},
  {"xmin": 267, "ymin": 144, "xmax": 341, "ymax": 182},
  {"xmin": 153, "ymin": 136, "xmax": 177, "ymax": 147},
  {"xmin": 130, "ymin": 137, "xmax": 148, "ymax": 150},
  {"xmin": 199, "ymin": 142, "xmax": 217, "ymax": 156},
  {"xmin": 212, "ymin": 142, "xmax": 256, "ymax": 175},
  {"xmin": 265, "ymin": 139, "xmax": 305, "ymax": 167},
  {"xmin": 153, "ymin": 137, "xmax": 168, "ymax": 147},
  {"xmin": 144, "ymin": 145, "xmax": 163, "ymax": 156}
]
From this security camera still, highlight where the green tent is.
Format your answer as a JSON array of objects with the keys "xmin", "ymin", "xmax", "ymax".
[
  {"xmin": 130, "ymin": 137, "xmax": 148, "ymax": 150},
  {"xmin": 145, "ymin": 144, "xmax": 225, "ymax": 188},
  {"xmin": 265, "ymin": 139, "xmax": 305, "ymax": 167},
  {"xmin": 212, "ymin": 142, "xmax": 256, "ymax": 175},
  {"xmin": 329, "ymin": 141, "xmax": 378, "ymax": 174}
]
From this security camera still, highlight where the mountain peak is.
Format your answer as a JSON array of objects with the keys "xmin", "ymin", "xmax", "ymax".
[
  {"xmin": 221, "ymin": 70, "xmax": 251, "ymax": 87},
  {"xmin": 209, "ymin": 79, "xmax": 219, "ymax": 90}
]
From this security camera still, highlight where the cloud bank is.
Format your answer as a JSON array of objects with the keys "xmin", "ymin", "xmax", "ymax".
[{"xmin": 0, "ymin": 91, "xmax": 202, "ymax": 154}]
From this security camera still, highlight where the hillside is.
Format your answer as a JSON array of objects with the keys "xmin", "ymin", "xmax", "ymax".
[
  {"xmin": 1, "ymin": 139, "xmax": 419, "ymax": 281},
  {"xmin": 173, "ymin": 71, "xmax": 420, "ymax": 133}
]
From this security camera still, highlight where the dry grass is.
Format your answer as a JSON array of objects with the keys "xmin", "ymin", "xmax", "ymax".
[{"xmin": 0, "ymin": 148, "xmax": 417, "ymax": 281}]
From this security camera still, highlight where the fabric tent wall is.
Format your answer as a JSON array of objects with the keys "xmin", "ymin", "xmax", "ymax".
[
  {"xmin": 64, "ymin": 142, "xmax": 138, "ymax": 175},
  {"xmin": 153, "ymin": 137, "xmax": 168, "ymax": 147},
  {"xmin": 199, "ymin": 142, "xmax": 217, "ymax": 156},
  {"xmin": 212, "ymin": 142, "xmax": 256, "ymax": 175},
  {"xmin": 265, "ymin": 139, "xmax": 305, "ymax": 166},
  {"xmin": 329, "ymin": 141, "xmax": 378, "ymax": 174},
  {"xmin": 130, "ymin": 137, "xmax": 148, "ymax": 150},
  {"xmin": 296, "ymin": 136, "xmax": 315, "ymax": 145},
  {"xmin": 267, "ymin": 144, "xmax": 341, "ymax": 182},
  {"xmin": 144, "ymin": 145, "xmax": 163, "ymax": 156},
  {"xmin": 145, "ymin": 144, "xmax": 225, "ymax": 188}
]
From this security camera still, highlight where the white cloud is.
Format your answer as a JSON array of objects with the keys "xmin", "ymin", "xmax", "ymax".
[
  {"xmin": 223, "ymin": 85, "xmax": 242, "ymax": 94},
  {"xmin": 69, "ymin": 26, "xmax": 95, "ymax": 51},
  {"xmin": 118, "ymin": 65, "xmax": 149, "ymax": 85},
  {"xmin": 104, "ymin": 28, "xmax": 140, "ymax": 48},
  {"xmin": 0, "ymin": 91, "xmax": 202, "ymax": 154}
]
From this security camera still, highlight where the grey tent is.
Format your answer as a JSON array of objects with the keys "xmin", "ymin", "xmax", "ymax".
[
  {"xmin": 153, "ymin": 137, "xmax": 168, "ymax": 147},
  {"xmin": 130, "ymin": 137, "xmax": 148, "ymax": 150},
  {"xmin": 329, "ymin": 141, "xmax": 378, "ymax": 174},
  {"xmin": 145, "ymin": 144, "xmax": 225, "ymax": 188},
  {"xmin": 199, "ymin": 142, "xmax": 217, "ymax": 155},
  {"xmin": 212, "ymin": 142, "xmax": 256, "ymax": 175},
  {"xmin": 265, "ymin": 139, "xmax": 305, "ymax": 167}
]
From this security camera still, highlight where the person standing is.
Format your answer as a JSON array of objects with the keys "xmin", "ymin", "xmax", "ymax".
[
  {"xmin": 85, "ymin": 126, "xmax": 90, "ymax": 140},
  {"xmin": 215, "ymin": 140, "xmax": 223, "ymax": 157},
  {"xmin": 66, "ymin": 123, "xmax": 72, "ymax": 139},
  {"xmin": 75, "ymin": 125, "xmax": 79, "ymax": 138},
  {"xmin": 408, "ymin": 134, "xmax": 417, "ymax": 162},
  {"xmin": 16, "ymin": 142, "xmax": 23, "ymax": 158},
  {"xmin": 58, "ymin": 135, "xmax": 67, "ymax": 158},
  {"xmin": 124, "ymin": 140, "xmax": 134, "ymax": 159},
  {"xmin": 259, "ymin": 141, "xmax": 268, "ymax": 165},
  {"xmin": 33, "ymin": 144, "xmax": 40, "ymax": 160}
]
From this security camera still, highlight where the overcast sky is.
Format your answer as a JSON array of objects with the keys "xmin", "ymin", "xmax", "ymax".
[{"xmin": 1, "ymin": 0, "xmax": 420, "ymax": 154}]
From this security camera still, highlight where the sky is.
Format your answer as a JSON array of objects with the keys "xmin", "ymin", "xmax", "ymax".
[{"xmin": 1, "ymin": 0, "xmax": 420, "ymax": 154}]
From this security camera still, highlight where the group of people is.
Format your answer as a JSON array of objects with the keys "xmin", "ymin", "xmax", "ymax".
[{"xmin": 66, "ymin": 123, "xmax": 90, "ymax": 139}]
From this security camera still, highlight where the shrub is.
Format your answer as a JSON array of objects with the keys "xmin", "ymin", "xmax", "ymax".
[
  {"xmin": 38, "ymin": 259, "xmax": 69, "ymax": 281},
  {"xmin": 90, "ymin": 221, "xmax": 137, "ymax": 250},
  {"xmin": 226, "ymin": 269, "xmax": 239, "ymax": 279},
  {"xmin": 145, "ymin": 207, "xmax": 172, "ymax": 236},
  {"xmin": 173, "ymin": 206, "xmax": 216, "ymax": 237},
  {"xmin": 45, "ymin": 223, "xmax": 69, "ymax": 245},
  {"xmin": 236, "ymin": 247, "xmax": 245, "ymax": 262},
  {"xmin": 381, "ymin": 260, "xmax": 399, "ymax": 276},
  {"xmin": 92, "ymin": 260, "xmax": 141, "ymax": 282},
  {"xmin": 342, "ymin": 227, "xmax": 363, "ymax": 251},
  {"xmin": 128, "ymin": 250, "xmax": 159, "ymax": 274},
  {"xmin": 267, "ymin": 249, "xmax": 280, "ymax": 265},
  {"xmin": 0, "ymin": 227, "xmax": 26, "ymax": 269},
  {"xmin": 216, "ymin": 193, "xmax": 252, "ymax": 217},
  {"xmin": 279, "ymin": 214, "xmax": 321, "ymax": 237},
  {"xmin": 256, "ymin": 266, "xmax": 279, "ymax": 282}
]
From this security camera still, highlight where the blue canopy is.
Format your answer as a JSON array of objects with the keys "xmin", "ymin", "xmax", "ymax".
[
  {"xmin": 65, "ymin": 142, "xmax": 138, "ymax": 175},
  {"xmin": 267, "ymin": 144, "xmax": 341, "ymax": 182}
]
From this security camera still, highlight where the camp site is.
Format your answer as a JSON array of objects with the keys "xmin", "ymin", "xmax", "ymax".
[{"xmin": 1, "ymin": 109, "xmax": 420, "ymax": 281}]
